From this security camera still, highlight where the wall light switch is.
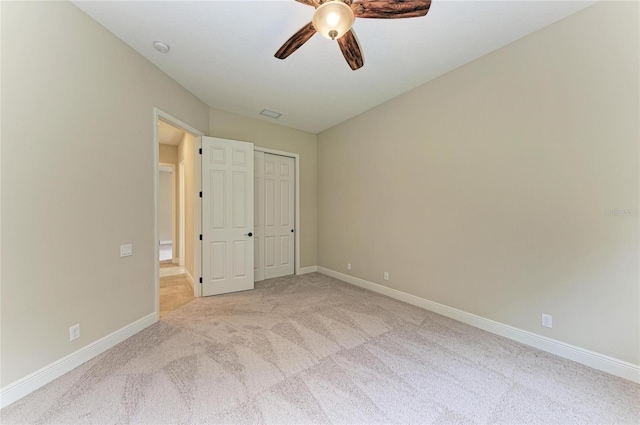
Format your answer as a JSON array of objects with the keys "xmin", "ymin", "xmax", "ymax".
[{"xmin": 120, "ymin": 244, "xmax": 133, "ymax": 257}]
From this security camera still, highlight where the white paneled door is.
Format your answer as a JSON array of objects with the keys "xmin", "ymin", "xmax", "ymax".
[
  {"xmin": 254, "ymin": 151, "xmax": 265, "ymax": 282},
  {"xmin": 263, "ymin": 153, "xmax": 295, "ymax": 279},
  {"xmin": 201, "ymin": 137, "xmax": 254, "ymax": 296}
]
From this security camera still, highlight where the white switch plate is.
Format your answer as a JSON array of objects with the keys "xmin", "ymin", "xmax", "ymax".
[
  {"xmin": 347, "ymin": 263, "xmax": 351, "ymax": 271},
  {"xmin": 383, "ymin": 272, "xmax": 389, "ymax": 281},
  {"xmin": 120, "ymin": 244, "xmax": 133, "ymax": 257},
  {"xmin": 69, "ymin": 324, "xmax": 80, "ymax": 341},
  {"xmin": 542, "ymin": 314, "xmax": 553, "ymax": 328}
]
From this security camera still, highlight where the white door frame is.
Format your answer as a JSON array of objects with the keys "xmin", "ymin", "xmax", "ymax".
[
  {"xmin": 179, "ymin": 160, "xmax": 185, "ymax": 267},
  {"xmin": 254, "ymin": 147, "xmax": 301, "ymax": 276},
  {"xmin": 153, "ymin": 108, "xmax": 204, "ymax": 321},
  {"xmin": 158, "ymin": 163, "xmax": 176, "ymax": 253}
]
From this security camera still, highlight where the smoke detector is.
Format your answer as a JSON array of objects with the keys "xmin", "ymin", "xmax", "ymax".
[{"xmin": 153, "ymin": 41, "xmax": 170, "ymax": 53}]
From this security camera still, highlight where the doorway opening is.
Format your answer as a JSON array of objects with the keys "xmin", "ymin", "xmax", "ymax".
[
  {"xmin": 155, "ymin": 131, "xmax": 302, "ymax": 303},
  {"xmin": 158, "ymin": 163, "xmax": 175, "ymax": 263},
  {"xmin": 154, "ymin": 109, "xmax": 203, "ymax": 319}
]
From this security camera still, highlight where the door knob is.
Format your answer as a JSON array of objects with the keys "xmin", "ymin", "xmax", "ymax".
[
  {"xmin": 291, "ymin": 229, "xmax": 294, "ymax": 233},
  {"xmin": 245, "ymin": 232, "xmax": 253, "ymax": 237}
]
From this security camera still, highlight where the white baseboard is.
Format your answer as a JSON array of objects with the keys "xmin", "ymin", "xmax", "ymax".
[
  {"xmin": 185, "ymin": 268, "xmax": 194, "ymax": 290},
  {"xmin": 317, "ymin": 266, "xmax": 640, "ymax": 384},
  {"xmin": 298, "ymin": 266, "xmax": 318, "ymax": 275},
  {"xmin": 0, "ymin": 313, "xmax": 157, "ymax": 409},
  {"xmin": 185, "ymin": 269, "xmax": 201, "ymax": 297},
  {"xmin": 159, "ymin": 240, "xmax": 172, "ymax": 245}
]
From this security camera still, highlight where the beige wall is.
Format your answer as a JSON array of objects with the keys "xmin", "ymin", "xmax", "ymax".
[
  {"xmin": 178, "ymin": 133, "xmax": 196, "ymax": 277},
  {"xmin": 159, "ymin": 144, "xmax": 178, "ymax": 165},
  {"xmin": 209, "ymin": 108, "xmax": 317, "ymax": 268},
  {"xmin": 1, "ymin": 1, "xmax": 209, "ymax": 386},
  {"xmin": 317, "ymin": 1, "xmax": 639, "ymax": 365},
  {"xmin": 158, "ymin": 171, "xmax": 173, "ymax": 243}
]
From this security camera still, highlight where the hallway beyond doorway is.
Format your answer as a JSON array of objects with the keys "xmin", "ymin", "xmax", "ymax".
[
  {"xmin": 159, "ymin": 262, "xmax": 193, "ymax": 317},
  {"xmin": 159, "ymin": 242, "xmax": 172, "ymax": 262}
]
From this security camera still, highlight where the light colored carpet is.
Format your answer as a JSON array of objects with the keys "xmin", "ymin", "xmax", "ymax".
[{"xmin": 2, "ymin": 273, "xmax": 638, "ymax": 424}]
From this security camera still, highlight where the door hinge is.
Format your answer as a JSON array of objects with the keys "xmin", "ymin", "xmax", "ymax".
[
  {"xmin": 199, "ymin": 234, "xmax": 202, "ymax": 240},
  {"xmin": 199, "ymin": 277, "xmax": 202, "ymax": 284},
  {"xmin": 199, "ymin": 191, "xmax": 202, "ymax": 198},
  {"xmin": 199, "ymin": 148, "xmax": 202, "ymax": 154}
]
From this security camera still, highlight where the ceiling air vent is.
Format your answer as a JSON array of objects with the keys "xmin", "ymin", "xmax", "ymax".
[{"xmin": 259, "ymin": 109, "xmax": 282, "ymax": 119}]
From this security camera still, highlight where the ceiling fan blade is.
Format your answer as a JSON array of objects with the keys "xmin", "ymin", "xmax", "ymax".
[
  {"xmin": 275, "ymin": 22, "xmax": 317, "ymax": 60},
  {"xmin": 337, "ymin": 29, "xmax": 364, "ymax": 70},
  {"xmin": 351, "ymin": 0, "xmax": 431, "ymax": 19},
  {"xmin": 294, "ymin": 0, "xmax": 318, "ymax": 7}
]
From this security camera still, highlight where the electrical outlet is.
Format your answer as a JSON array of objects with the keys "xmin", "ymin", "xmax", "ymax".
[
  {"xmin": 347, "ymin": 263, "xmax": 351, "ymax": 271},
  {"xmin": 120, "ymin": 244, "xmax": 133, "ymax": 257},
  {"xmin": 384, "ymin": 272, "xmax": 389, "ymax": 281},
  {"xmin": 542, "ymin": 314, "xmax": 553, "ymax": 328},
  {"xmin": 69, "ymin": 324, "xmax": 80, "ymax": 341}
]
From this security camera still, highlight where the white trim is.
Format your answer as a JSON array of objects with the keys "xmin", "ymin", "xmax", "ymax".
[
  {"xmin": 317, "ymin": 267, "xmax": 640, "ymax": 384},
  {"xmin": 298, "ymin": 266, "xmax": 318, "ymax": 275},
  {"xmin": 159, "ymin": 161, "xmax": 177, "ymax": 265},
  {"xmin": 179, "ymin": 160, "xmax": 185, "ymax": 268},
  {"xmin": 153, "ymin": 108, "xmax": 204, "ymax": 318},
  {"xmin": 185, "ymin": 268, "xmax": 195, "ymax": 289},
  {"xmin": 253, "ymin": 147, "xmax": 301, "ymax": 277},
  {"xmin": 153, "ymin": 114, "xmax": 160, "ymax": 321},
  {"xmin": 194, "ymin": 136, "xmax": 202, "ymax": 298},
  {"xmin": 185, "ymin": 260, "xmax": 201, "ymax": 298},
  {"xmin": 294, "ymin": 155, "xmax": 300, "ymax": 277},
  {"xmin": 159, "ymin": 165, "xmax": 173, "ymax": 173},
  {"xmin": 155, "ymin": 108, "xmax": 204, "ymax": 137},
  {"xmin": 0, "ymin": 313, "xmax": 156, "ymax": 409}
]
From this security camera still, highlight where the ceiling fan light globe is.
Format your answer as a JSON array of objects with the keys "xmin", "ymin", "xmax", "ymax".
[
  {"xmin": 327, "ymin": 12, "xmax": 340, "ymax": 27},
  {"xmin": 312, "ymin": 0, "xmax": 355, "ymax": 40}
]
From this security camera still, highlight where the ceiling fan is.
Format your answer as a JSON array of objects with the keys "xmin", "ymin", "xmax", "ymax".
[{"xmin": 275, "ymin": 0, "xmax": 432, "ymax": 71}]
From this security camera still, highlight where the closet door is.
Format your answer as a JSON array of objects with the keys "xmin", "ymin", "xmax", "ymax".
[
  {"xmin": 263, "ymin": 153, "xmax": 295, "ymax": 279},
  {"xmin": 254, "ymin": 151, "xmax": 265, "ymax": 282}
]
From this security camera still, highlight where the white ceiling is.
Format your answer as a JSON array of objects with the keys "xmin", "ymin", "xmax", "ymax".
[
  {"xmin": 158, "ymin": 120, "xmax": 185, "ymax": 145},
  {"xmin": 73, "ymin": 0, "xmax": 596, "ymax": 134}
]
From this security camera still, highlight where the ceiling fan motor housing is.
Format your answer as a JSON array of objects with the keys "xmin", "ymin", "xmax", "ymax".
[
  {"xmin": 317, "ymin": 0, "xmax": 353, "ymax": 5},
  {"xmin": 275, "ymin": 0, "xmax": 432, "ymax": 71}
]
